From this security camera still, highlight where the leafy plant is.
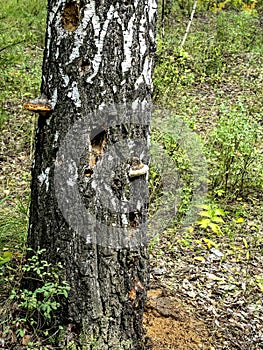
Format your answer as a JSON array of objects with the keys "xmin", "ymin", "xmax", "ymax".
[
  {"xmin": 0, "ymin": 250, "xmax": 14, "ymax": 265},
  {"xmin": 149, "ymin": 117, "xmax": 203, "ymax": 233},
  {"xmin": 0, "ymin": 249, "xmax": 70, "ymax": 348},
  {"xmin": 206, "ymin": 102, "xmax": 263, "ymax": 196},
  {"xmin": 153, "ymin": 41, "xmax": 195, "ymax": 101},
  {"xmin": 196, "ymin": 203, "xmax": 226, "ymax": 235},
  {"xmin": 199, "ymin": 0, "xmax": 259, "ymax": 13},
  {"xmin": 215, "ymin": 10, "xmax": 261, "ymax": 52},
  {"xmin": 12, "ymin": 249, "xmax": 70, "ymax": 319}
]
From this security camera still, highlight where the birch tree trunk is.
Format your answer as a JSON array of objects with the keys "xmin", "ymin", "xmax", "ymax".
[{"xmin": 25, "ymin": 0, "xmax": 157, "ymax": 349}]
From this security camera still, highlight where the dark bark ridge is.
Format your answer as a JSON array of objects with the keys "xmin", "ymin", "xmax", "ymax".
[{"xmin": 27, "ymin": 1, "xmax": 157, "ymax": 349}]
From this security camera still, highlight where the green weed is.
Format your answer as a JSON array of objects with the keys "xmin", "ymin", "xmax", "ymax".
[
  {"xmin": 196, "ymin": 203, "xmax": 226, "ymax": 235},
  {"xmin": 153, "ymin": 42, "xmax": 195, "ymax": 100},
  {"xmin": 0, "ymin": 197, "xmax": 29, "ymax": 252},
  {"xmin": 0, "ymin": 0, "xmax": 45, "ymax": 128},
  {"xmin": 149, "ymin": 112, "xmax": 206, "ymax": 233},
  {"xmin": 1, "ymin": 249, "xmax": 70, "ymax": 349},
  {"xmin": 206, "ymin": 102, "xmax": 263, "ymax": 196}
]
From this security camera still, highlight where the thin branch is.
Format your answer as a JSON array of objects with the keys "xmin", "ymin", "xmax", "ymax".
[
  {"xmin": 180, "ymin": 0, "xmax": 198, "ymax": 47},
  {"xmin": 161, "ymin": 0, "xmax": 165, "ymax": 39},
  {"xmin": 0, "ymin": 40, "xmax": 25, "ymax": 53}
]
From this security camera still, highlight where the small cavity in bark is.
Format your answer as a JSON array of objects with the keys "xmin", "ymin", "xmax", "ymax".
[
  {"xmin": 62, "ymin": 1, "xmax": 82, "ymax": 32},
  {"xmin": 80, "ymin": 59, "xmax": 90, "ymax": 75},
  {"xmin": 88, "ymin": 129, "xmax": 107, "ymax": 170}
]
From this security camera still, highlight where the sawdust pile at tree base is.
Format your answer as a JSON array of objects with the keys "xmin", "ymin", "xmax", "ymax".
[{"xmin": 144, "ymin": 288, "xmax": 210, "ymax": 349}]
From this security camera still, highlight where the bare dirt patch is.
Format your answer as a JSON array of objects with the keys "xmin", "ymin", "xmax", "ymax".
[{"xmin": 144, "ymin": 288, "xmax": 210, "ymax": 350}]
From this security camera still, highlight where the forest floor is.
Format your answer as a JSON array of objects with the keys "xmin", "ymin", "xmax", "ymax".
[
  {"xmin": 143, "ymin": 8, "xmax": 263, "ymax": 350},
  {"xmin": 1, "ymin": 2, "xmax": 263, "ymax": 350}
]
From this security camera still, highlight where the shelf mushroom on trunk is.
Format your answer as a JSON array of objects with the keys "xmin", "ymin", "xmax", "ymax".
[{"xmin": 24, "ymin": 95, "xmax": 53, "ymax": 117}]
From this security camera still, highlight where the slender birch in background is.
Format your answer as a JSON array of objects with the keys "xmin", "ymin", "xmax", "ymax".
[{"xmin": 181, "ymin": 0, "xmax": 198, "ymax": 47}]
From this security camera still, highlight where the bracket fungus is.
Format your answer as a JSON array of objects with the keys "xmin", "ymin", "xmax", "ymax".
[
  {"xmin": 129, "ymin": 157, "xmax": 148, "ymax": 178},
  {"xmin": 24, "ymin": 95, "xmax": 53, "ymax": 116}
]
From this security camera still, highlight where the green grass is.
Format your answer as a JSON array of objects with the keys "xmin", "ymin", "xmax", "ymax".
[
  {"xmin": 0, "ymin": 197, "xmax": 29, "ymax": 251},
  {"xmin": 0, "ymin": 0, "xmax": 46, "ymax": 57},
  {"xmin": 0, "ymin": 0, "xmax": 46, "ymax": 128},
  {"xmin": 0, "ymin": 0, "xmax": 46, "ymax": 265}
]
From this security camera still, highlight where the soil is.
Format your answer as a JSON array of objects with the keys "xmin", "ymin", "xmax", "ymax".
[{"xmin": 144, "ymin": 288, "xmax": 210, "ymax": 350}]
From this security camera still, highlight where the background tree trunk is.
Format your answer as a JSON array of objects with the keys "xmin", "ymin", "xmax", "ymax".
[{"xmin": 26, "ymin": 0, "xmax": 157, "ymax": 348}]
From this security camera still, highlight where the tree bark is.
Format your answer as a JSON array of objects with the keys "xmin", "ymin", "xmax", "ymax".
[{"xmin": 26, "ymin": 0, "xmax": 157, "ymax": 349}]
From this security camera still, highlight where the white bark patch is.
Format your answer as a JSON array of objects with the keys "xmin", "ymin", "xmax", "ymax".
[
  {"xmin": 72, "ymin": 82, "xmax": 81, "ymax": 107},
  {"xmin": 142, "ymin": 55, "xmax": 153, "ymax": 88},
  {"xmin": 68, "ymin": 2, "xmax": 95, "ymax": 62},
  {"xmin": 148, "ymin": 0, "xmax": 158, "ymax": 23},
  {"xmin": 132, "ymin": 98, "xmax": 140, "ymax": 110},
  {"xmin": 121, "ymin": 213, "xmax": 129, "ymax": 226},
  {"xmin": 134, "ymin": 55, "xmax": 153, "ymax": 91},
  {"xmin": 86, "ymin": 4, "xmax": 115, "ymax": 83},
  {"xmin": 69, "ymin": 44, "xmax": 81, "ymax": 63},
  {"xmin": 136, "ymin": 200, "xmax": 143, "ymax": 211},
  {"xmin": 67, "ymin": 81, "xmax": 81, "ymax": 107},
  {"xmin": 60, "ymin": 67, "xmax": 70, "ymax": 87},
  {"xmin": 148, "ymin": 0, "xmax": 157, "ymax": 45},
  {"xmin": 67, "ymin": 161, "xmax": 78, "ymax": 187},
  {"xmin": 50, "ymin": 88, "xmax": 58, "ymax": 108},
  {"xmin": 98, "ymin": 102, "xmax": 106, "ymax": 110},
  {"xmin": 127, "ymin": 139, "xmax": 136, "ymax": 150},
  {"xmin": 54, "ymin": 25, "xmax": 66, "ymax": 60},
  {"xmin": 67, "ymin": 178, "xmax": 77, "ymax": 187},
  {"xmin": 139, "ymin": 14, "xmax": 147, "ymax": 59},
  {"xmin": 121, "ymin": 12, "xmax": 136, "ymax": 73},
  {"xmin": 54, "ymin": 131, "xmax": 59, "ymax": 142},
  {"xmin": 46, "ymin": 1, "xmax": 60, "ymax": 59},
  {"xmin": 134, "ymin": 76, "xmax": 144, "ymax": 90},
  {"xmin": 149, "ymin": 28, "xmax": 155, "ymax": 43},
  {"xmin": 38, "ymin": 167, "xmax": 50, "ymax": 192}
]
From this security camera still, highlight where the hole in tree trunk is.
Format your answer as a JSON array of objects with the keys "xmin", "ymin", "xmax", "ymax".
[
  {"xmin": 89, "ymin": 128, "xmax": 107, "ymax": 169},
  {"xmin": 129, "ymin": 211, "xmax": 141, "ymax": 228},
  {"xmin": 62, "ymin": 1, "xmax": 82, "ymax": 32},
  {"xmin": 80, "ymin": 59, "xmax": 90, "ymax": 75}
]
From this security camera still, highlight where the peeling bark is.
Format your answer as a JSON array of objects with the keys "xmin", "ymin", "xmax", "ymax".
[{"xmin": 27, "ymin": 0, "xmax": 157, "ymax": 348}]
